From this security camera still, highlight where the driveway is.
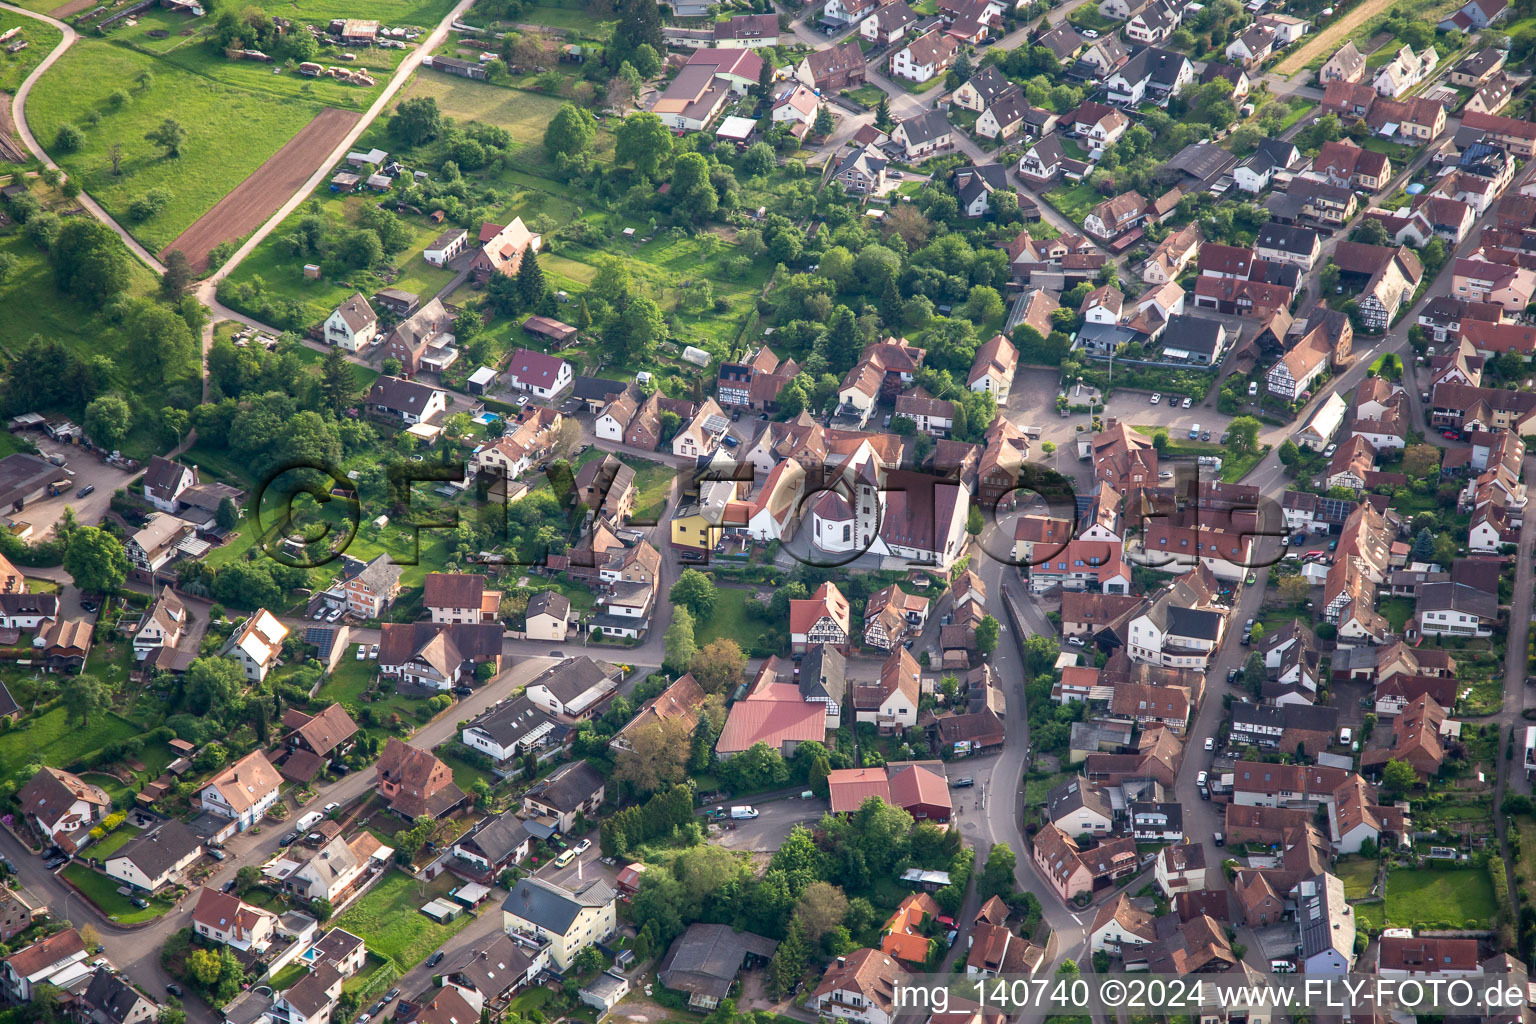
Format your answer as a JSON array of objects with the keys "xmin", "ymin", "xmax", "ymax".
[
  {"xmin": 707, "ymin": 797, "xmax": 829, "ymax": 852},
  {"xmin": 15, "ymin": 438, "xmax": 141, "ymax": 538}
]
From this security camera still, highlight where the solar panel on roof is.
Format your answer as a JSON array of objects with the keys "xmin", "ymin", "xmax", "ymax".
[{"xmin": 703, "ymin": 414, "xmax": 729, "ymax": 434}]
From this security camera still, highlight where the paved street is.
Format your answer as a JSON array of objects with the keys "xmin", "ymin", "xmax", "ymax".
[{"xmin": 0, "ymin": 652, "xmax": 568, "ymax": 1023}]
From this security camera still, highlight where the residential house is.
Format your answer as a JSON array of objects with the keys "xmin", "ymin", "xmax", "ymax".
[
  {"xmin": 1226, "ymin": 23, "xmax": 1274, "ymax": 66},
  {"xmin": 17, "ymin": 767, "xmax": 109, "ymax": 851},
  {"xmin": 424, "ymin": 573, "xmax": 502, "ymax": 625},
  {"xmin": 890, "ymin": 28, "xmax": 957, "ymax": 82},
  {"xmin": 1083, "ymin": 192, "xmax": 1146, "ymax": 242},
  {"xmin": 142, "ymin": 456, "xmax": 197, "ymax": 514},
  {"xmin": 76, "ymin": 967, "xmax": 158, "ymax": 1024},
  {"xmin": 1373, "ymin": 45, "xmax": 1438, "ymax": 98},
  {"xmin": 889, "ymin": 110, "xmax": 953, "ymax": 160},
  {"xmin": 655, "ymin": 49, "xmax": 763, "ymax": 131},
  {"xmin": 102, "ymin": 819, "xmax": 202, "ymax": 892},
  {"xmin": 220, "ymin": 609, "xmax": 287, "ymax": 683},
  {"xmin": 506, "ymin": 350, "xmax": 573, "ymax": 399},
  {"xmin": 377, "ymin": 621, "xmax": 503, "ymax": 690},
  {"xmin": 323, "ymin": 293, "xmax": 378, "ymax": 352},
  {"xmin": 340, "ymin": 554, "xmax": 402, "ymax": 619},
  {"xmin": 1439, "ymin": 0, "xmax": 1507, "ymax": 31},
  {"xmin": 861, "ymin": 1, "xmax": 917, "ymax": 43},
  {"xmin": 376, "ymin": 738, "xmax": 464, "ymax": 819},
  {"xmin": 381, "ymin": 297, "xmax": 457, "ymax": 377},
  {"xmin": 525, "ymin": 657, "xmax": 621, "ymax": 721},
  {"xmin": 523, "ymin": 760, "xmax": 605, "ymax": 833},
  {"xmin": 805, "ymin": 948, "xmax": 907, "ymax": 1024},
  {"xmin": 502, "ymin": 877, "xmax": 617, "ymax": 970},
  {"xmin": 1319, "ymin": 40, "xmax": 1364, "ymax": 83},
  {"xmin": 796, "ymin": 40, "xmax": 866, "ymax": 92},
  {"xmin": 199, "ymin": 751, "xmax": 282, "ymax": 831},
  {"xmin": 365, "ymin": 376, "xmax": 448, "ymax": 426}
]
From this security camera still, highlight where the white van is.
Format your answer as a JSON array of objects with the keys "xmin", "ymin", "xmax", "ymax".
[
  {"xmin": 730, "ymin": 806, "xmax": 759, "ymax": 820},
  {"xmin": 1188, "ymin": 423, "xmax": 1200, "ymax": 440},
  {"xmin": 296, "ymin": 811, "xmax": 324, "ymax": 832}
]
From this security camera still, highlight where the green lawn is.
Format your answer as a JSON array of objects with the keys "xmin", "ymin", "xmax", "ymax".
[
  {"xmin": 0, "ymin": 707, "xmax": 142, "ymax": 790},
  {"xmin": 1335, "ymin": 856, "xmax": 1377, "ymax": 900},
  {"xmin": 25, "ymin": 41, "xmax": 327, "ymax": 252},
  {"xmin": 0, "ymin": 13, "xmax": 61, "ymax": 95},
  {"xmin": 1378, "ymin": 597, "xmax": 1414, "ymax": 633},
  {"xmin": 436, "ymin": 748, "xmax": 496, "ymax": 793},
  {"xmin": 269, "ymin": 962, "xmax": 307, "ymax": 990},
  {"xmin": 335, "ymin": 869, "xmax": 475, "ymax": 968},
  {"xmin": 0, "ymin": 229, "xmax": 186, "ymax": 460},
  {"xmin": 1382, "ymin": 867, "xmax": 1495, "ymax": 929},
  {"xmin": 1277, "ymin": 97, "xmax": 1316, "ymax": 131},
  {"xmin": 624, "ymin": 458, "xmax": 674, "ymax": 525},
  {"xmin": 87, "ymin": 823, "xmax": 142, "ymax": 859},
  {"xmin": 515, "ymin": 1, "xmax": 616, "ymax": 31},
  {"xmin": 845, "ymin": 85, "xmax": 886, "ymax": 107},
  {"xmin": 1044, "ymin": 183, "xmax": 1101, "ymax": 223},
  {"xmin": 1353, "ymin": 900, "xmax": 1384, "ymax": 932},
  {"xmin": 695, "ymin": 586, "xmax": 753, "ymax": 646},
  {"xmin": 403, "ymin": 74, "xmax": 582, "ymax": 149},
  {"xmin": 60, "ymin": 863, "xmax": 175, "ymax": 923}
]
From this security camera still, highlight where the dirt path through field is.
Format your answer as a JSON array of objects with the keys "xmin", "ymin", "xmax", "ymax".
[
  {"xmin": 162, "ymin": 106, "xmax": 361, "ymax": 270},
  {"xmin": 1273, "ymin": 0, "xmax": 1396, "ymax": 76}
]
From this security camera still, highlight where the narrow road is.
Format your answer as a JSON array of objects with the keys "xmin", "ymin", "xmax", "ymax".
[
  {"xmin": 0, "ymin": 653, "xmax": 563, "ymax": 1024},
  {"xmin": 1492, "ymin": 457, "xmax": 1536, "ymax": 926},
  {"xmin": 0, "ymin": 0, "xmax": 166, "ymax": 273},
  {"xmin": 196, "ymin": 0, "xmax": 477, "ymax": 290}
]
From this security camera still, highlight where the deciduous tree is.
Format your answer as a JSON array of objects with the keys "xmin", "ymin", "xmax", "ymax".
[
  {"xmin": 144, "ymin": 118, "xmax": 187, "ymax": 158},
  {"xmin": 63, "ymin": 675, "xmax": 110, "ymax": 728},
  {"xmin": 691, "ymin": 638, "xmax": 746, "ymax": 693},
  {"xmin": 63, "ymin": 525, "xmax": 128, "ymax": 594},
  {"xmin": 614, "ymin": 718, "xmax": 692, "ymax": 795},
  {"xmin": 84, "ymin": 394, "xmax": 132, "ymax": 452}
]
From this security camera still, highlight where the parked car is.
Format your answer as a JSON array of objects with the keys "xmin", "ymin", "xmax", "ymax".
[
  {"xmin": 130, "ymin": 897, "xmax": 149, "ymax": 909},
  {"xmin": 80, "ymin": 600, "xmax": 97, "ymax": 613},
  {"xmin": 1204, "ymin": 737, "xmax": 1215, "ymax": 752},
  {"xmin": 1442, "ymin": 430, "xmax": 1460, "ymax": 440},
  {"xmin": 574, "ymin": 839, "xmax": 592, "ymax": 855},
  {"xmin": 952, "ymin": 776, "xmax": 975, "ymax": 788},
  {"xmin": 385, "ymin": 990, "xmax": 400, "ymax": 1003},
  {"xmin": 279, "ymin": 831, "xmax": 300, "ymax": 847},
  {"xmin": 1247, "ymin": 381, "xmax": 1258, "ymax": 396},
  {"xmin": 1227, "ymin": 668, "xmax": 1238, "ymax": 684},
  {"xmin": 76, "ymin": 485, "xmax": 94, "ymax": 498},
  {"xmin": 208, "ymin": 849, "xmax": 226, "ymax": 861},
  {"xmin": 369, "ymin": 644, "xmax": 379, "ymax": 659},
  {"xmin": 1323, "ymin": 443, "xmax": 1337, "ymax": 456},
  {"xmin": 1066, "ymin": 636, "xmax": 1085, "ymax": 647},
  {"xmin": 1181, "ymin": 396, "xmax": 1192, "ymax": 409},
  {"xmin": 1150, "ymin": 393, "xmax": 1161, "ymax": 404},
  {"xmin": 453, "ymin": 685, "xmax": 473, "ymax": 697},
  {"xmin": 166, "ymin": 985, "xmax": 184, "ymax": 998},
  {"xmin": 1082, "ymin": 26, "xmax": 1099, "ymax": 36},
  {"xmin": 426, "ymin": 952, "xmax": 445, "ymax": 969},
  {"xmin": 355, "ymin": 645, "xmax": 367, "ymax": 661}
]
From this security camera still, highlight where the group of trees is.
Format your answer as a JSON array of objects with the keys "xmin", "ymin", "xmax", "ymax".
[
  {"xmin": 627, "ymin": 800, "xmax": 966, "ymax": 989},
  {"xmin": 208, "ymin": 7, "xmax": 320, "ymax": 62}
]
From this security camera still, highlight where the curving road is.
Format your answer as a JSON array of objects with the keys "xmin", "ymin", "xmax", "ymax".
[{"xmin": 1, "ymin": 0, "xmax": 167, "ymax": 272}]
